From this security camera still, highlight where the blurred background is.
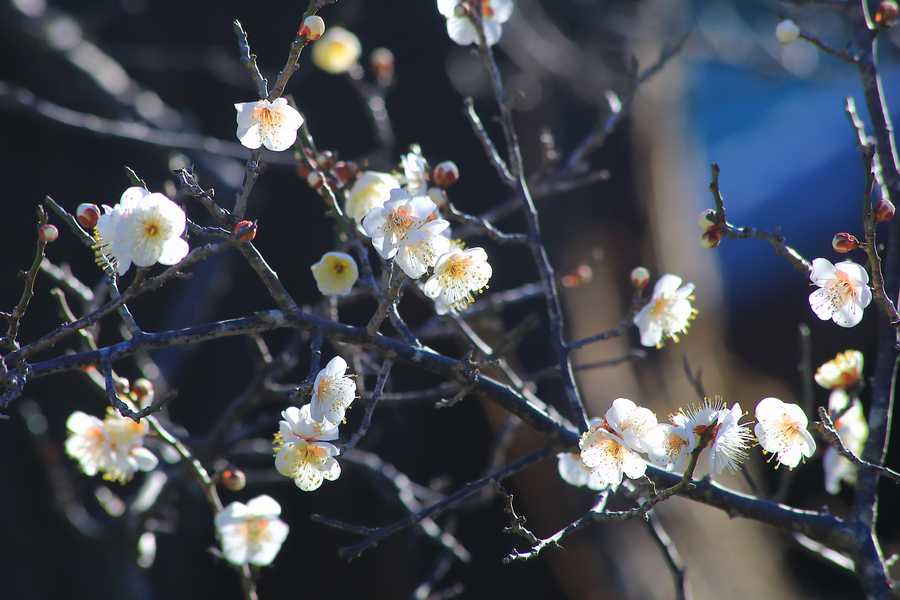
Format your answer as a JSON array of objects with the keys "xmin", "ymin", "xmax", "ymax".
[{"xmin": 0, "ymin": 0, "xmax": 895, "ymax": 598}]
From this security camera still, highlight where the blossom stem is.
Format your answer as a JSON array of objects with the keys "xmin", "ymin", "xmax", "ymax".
[{"xmin": 4, "ymin": 205, "xmax": 49, "ymax": 351}]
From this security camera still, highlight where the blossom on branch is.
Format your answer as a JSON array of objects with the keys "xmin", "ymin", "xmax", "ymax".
[
  {"xmin": 234, "ymin": 98, "xmax": 304, "ymax": 152},
  {"xmin": 363, "ymin": 190, "xmax": 439, "ymax": 259},
  {"xmin": 823, "ymin": 389, "xmax": 869, "ymax": 494},
  {"xmin": 310, "ymin": 356, "xmax": 357, "ymax": 425},
  {"xmin": 556, "ymin": 452, "xmax": 607, "ymax": 490},
  {"xmin": 346, "ymin": 171, "xmax": 401, "ymax": 224},
  {"xmin": 633, "ymin": 274, "xmax": 697, "ymax": 348},
  {"xmin": 311, "ymin": 251, "xmax": 359, "ymax": 296},
  {"xmin": 395, "ymin": 219, "xmax": 452, "ymax": 279},
  {"xmin": 65, "ymin": 409, "xmax": 158, "ymax": 484},
  {"xmin": 437, "ymin": 0, "xmax": 514, "ymax": 47},
  {"xmin": 95, "ymin": 186, "xmax": 189, "ymax": 275},
  {"xmin": 423, "ymin": 247, "xmax": 492, "ymax": 314},
  {"xmin": 808, "ymin": 258, "xmax": 872, "ymax": 328},
  {"xmin": 215, "ymin": 495, "xmax": 289, "ymax": 567},
  {"xmin": 312, "ymin": 26, "xmax": 361, "ymax": 74},
  {"xmin": 672, "ymin": 398, "xmax": 751, "ymax": 478},
  {"xmin": 274, "ymin": 404, "xmax": 342, "ymax": 492},
  {"xmin": 578, "ymin": 399, "xmax": 657, "ymax": 489},
  {"xmin": 646, "ymin": 415, "xmax": 693, "ymax": 472},
  {"xmin": 753, "ymin": 397, "xmax": 816, "ymax": 469},
  {"xmin": 815, "ymin": 350, "xmax": 864, "ymax": 390}
]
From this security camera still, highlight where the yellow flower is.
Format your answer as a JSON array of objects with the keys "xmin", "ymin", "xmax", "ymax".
[
  {"xmin": 311, "ymin": 251, "xmax": 359, "ymax": 296},
  {"xmin": 312, "ymin": 27, "xmax": 361, "ymax": 74}
]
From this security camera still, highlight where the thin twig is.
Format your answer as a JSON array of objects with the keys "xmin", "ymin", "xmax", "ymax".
[
  {"xmin": 816, "ymin": 407, "xmax": 900, "ymax": 484},
  {"xmin": 4, "ymin": 205, "xmax": 49, "ymax": 350}
]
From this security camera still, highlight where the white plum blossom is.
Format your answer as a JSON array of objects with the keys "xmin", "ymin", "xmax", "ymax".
[
  {"xmin": 95, "ymin": 187, "xmax": 189, "ymax": 275},
  {"xmin": 579, "ymin": 417, "xmax": 647, "ymax": 490},
  {"xmin": 395, "ymin": 219, "xmax": 452, "ymax": 279},
  {"xmin": 633, "ymin": 274, "xmax": 696, "ymax": 348},
  {"xmin": 65, "ymin": 409, "xmax": 158, "ymax": 483},
  {"xmin": 824, "ymin": 389, "xmax": 869, "ymax": 494},
  {"xmin": 815, "ymin": 350, "xmax": 864, "ymax": 390},
  {"xmin": 557, "ymin": 452, "xmax": 607, "ymax": 490},
  {"xmin": 753, "ymin": 397, "xmax": 816, "ymax": 469},
  {"xmin": 312, "ymin": 26, "xmax": 362, "ymax": 74},
  {"xmin": 311, "ymin": 251, "xmax": 359, "ymax": 296},
  {"xmin": 437, "ymin": 0, "xmax": 514, "ymax": 47},
  {"xmin": 645, "ymin": 414, "xmax": 693, "ymax": 473},
  {"xmin": 775, "ymin": 19, "xmax": 800, "ymax": 44},
  {"xmin": 675, "ymin": 399, "xmax": 752, "ymax": 478},
  {"xmin": 362, "ymin": 190, "xmax": 439, "ymax": 259},
  {"xmin": 422, "ymin": 247, "xmax": 492, "ymax": 313},
  {"xmin": 234, "ymin": 98, "xmax": 304, "ymax": 152},
  {"xmin": 346, "ymin": 171, "xmax": 401, "ymax": 224},
  {"xmin": 603, "ymin": 397, "xmax": 658, "ymax": 453},
  {"xmin": 808, "ymin": 258, "xmax": 872, "ymax": 328},
  {"xmin": 274, "ymin": 404, "xmax": 342, "ymax": 492},
  {"xmin": 310, "ymin": 356, "xmax": 357, "ymax": 425},
  {"xmin": 214, "ymin": 495, "xmax": 289, "ymax": 567}
]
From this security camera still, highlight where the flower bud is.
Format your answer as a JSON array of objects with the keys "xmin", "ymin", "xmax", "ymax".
[
  {"xmin": 561, "ymin": 264, "xmax": 593, "ymax": 288},
  {"xmin": 300, "ymin": 15, "xmax": 325, "ymax": 41},
  {"xmin": 316, "ymin": 150, "xmax": 336, "ymax": 171},
  {"xmin": 232, "ymin": 220, "xmax": 257, "ymax": 242},
  {"xmin": 875, "ymin": 1, "xmax": 900, "ymax": 26},
  {"xmin": 698, "ymin": 209, "xmax": 718, "ymax": 230},
  {"xmin": 76, "ymin": 203, "xmax": 101, "ymax": 230},
  {"xmin": 307, "ymin": 171, "xmax": 324, "ymax": 190},
  {"xmin": 132, "ymin": 378, "xmax": 155, "ymax": 402},
  {"xmin": 433, "ymin": 161, "xmax": 460, "ymax": 188},
  {"xmin": 875, "ymin": 198, "xmax": 895, "ymax": 223},
  {"xmin": 296, "ymin": 163, "xmax": 311, "ymax": 179},
  {"xmin": 775, "ymin": 19, "xmax": 800, "ymax": 44},
  {"xmin": 630, "ymin": 267, "xmax": 650, "ymax": 290},
  {"xmin": 370, "ymin": 47, "xmax": 395, "ymax": 84},
  {"xmin": 832, "ymin": 232, "xmax": 860, "ymax": 253},
  {"xmin": 701, "ymin": 228, "xmax": 722, "ymax": 249},
  {"xmin": 332, "ymin": 161, "xmax": 359, "ymax": 185},
  {"xmin": 38, "ymin": 223, "xmax": 58, "ymax": 243},
  {"xmin": 220, "ymin": 468, "xmax": 247, "ymax": 492}
]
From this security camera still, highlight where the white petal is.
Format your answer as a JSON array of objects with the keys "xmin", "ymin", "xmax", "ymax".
[
  {"xmin": 131, "ymin": 447, "xmax": 158, "ymax": 472},
  {"xmin": 237, "ymin": 123, "xmax": 263, "ymax": 150},
  {"xmin": 260, "ymin": 123, "xmax": 299, "ymax": 152},
  {"xmin": 810, "ymin": 258, "xmax": 837, "ymax": 285},
  {"xmin": 446, "ymin": 17, "xmax": 479, "ymax": 46},
  {"xmin": 835, "ymin": 260, "xmax": 869, "ymax": 285},
  {"xmin": 437, "ymin": 0, "xmax": 459, "ymax": 17},
  {"xmin": 246, "ymin": 495, "xmax": 282, "ymax": 518},
  {"xmin": 482, "ymin": 20, "xmax": 503, "ymax": 45},
  {"xmin": 833, "ymin": 302, "xmax": 864, "ymax": 328},
  {"xmin": 654, "ymin": 274, "xmax": 683, "ymax": 296},
  {"xmin": 490, "ymin": 0, "xmax": 514, "ymax": 22},
  {"xmin": 157, "ymin": 237, "xmax": 189, "ymax": 265},
  {"xmin": 321, "ymin": 457, "xmax": 342, "ymax": 481},
  {"xmin": 66, "ymin": 411, "xmax": 101, "ymax": 434},
  {"xmin": 809, "ymin": 288, "xmax": 836, "ymax": 321}
]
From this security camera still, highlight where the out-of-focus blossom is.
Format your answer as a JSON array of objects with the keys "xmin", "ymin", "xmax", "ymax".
[
  {"xmin": 215, "ymin": 495, "xmax": 289, "ymax": 566},
  {"xmin": 311, "ymin": 251, "xmax": 359, "ymax": 296},
  {"xmin": 312, "ymin": 27, "xmax": 361, "ymax": 74}
]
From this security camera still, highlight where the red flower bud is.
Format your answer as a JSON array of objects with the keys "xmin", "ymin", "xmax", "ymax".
[
  {"xmin": 76, "ymin": 203, "xmax": 101, "ymax": 230},
  {"xmin": 299, "ymin": 15, "xmax": 325, "ymax": 41},
  {"xmin": 332, "ymin": 161, "xmax": 359, "ymax": 185},
  {"xmin": 875, "ymin": 198, "xmax": 895, "ymax": 223},
  {"xmin": 701, "ymin": 228, "xmax": 722, "ymax": 249},
  {"xmin": 432, "ymin": 161, "xmax": 460, "ymax": 188},
  {"xmin": 296, "ymin": 163, "xmax": 311, "ymax": 179},
  {"xmin": 232, "ymin": 220, "xmax": 257, "ymax": 242},
  {"xmin": 307, "ymin": 171, "xmax": 324, "ymax": 190},
  {"xmin": 220, "ymin": 469, "xmax": 247, "ymax": 492},
  {"xmin": 832, "ymin": 232, "xmax": 860, "ymax": 253},
  {"xmin": 38, "ymin": 223, "xmax": 58, "ymax": 243},
  {"xmin": 132, "ymin": 378, "xmax": 155, "ymax": 402},
  {"xmin": 875, "ymin": 1, "xmax": 899, "ymax": 26},
  {"xmin": 630, "ymin": 267, "xmax": 650, "ymax": 290},
  {"xmin": 316, "ymin": 150, "xmax": 336, "ymax": 171},
  {"xmin": 370, "ymin": 47, "xmax": 395, "ymax": 85}
]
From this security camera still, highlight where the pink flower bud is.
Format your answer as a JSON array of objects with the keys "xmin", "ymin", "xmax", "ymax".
[
  {"xmin": 300, "ymin": 15, "xmax": 325, "ymax": 41},
  {"xmin": 832, "ymin": 232, "xmax": 860, "ymax": 253},
  {"xmin": 561, "ymin": 264, "xmax": 593, "ymax": 288},
  {"xmin": 307, "ymin": 171, "xmax": 324, "ymax": 190},
  {"xmin": 232, "ymin": 220, "xmax": 257, "ymax": 242},
  {"xmin": 332, "ymin": 161, "xmax": 359, "ymax": 185},
  {"xmin": 220, "ymin": 468, "xmax": 247, "ymax": 492},
  {"xmin": 630, "ymin": 267, "xmax": 650, "ymax": 290},
  {"xmin": 38, "ymin": 223, "xmax": 58, "ymax": 243},
  {"xmin": 700, "ymin": 228, "xmax": 722, "ymax": 249},
  {"xmin": 76, "ymin": 203, "xmax": 101, "ymax": 230},
  {"xmin": 370, "ymin": 47, "xmax": 395, "ymax": 84},
  {"xmin": 875, "ymin": 198, "xmax": 896, "ymax": 223},
  {"xmin": 433, "ymin": 161, "xmax": 460, "ymax": 188},
  {"xmin": 316, "ymin": 150, "xmax": 336, "ymax": 171},
  {"xmin": 132, "ymin": 378, "xmax": 155, "ymax": 401},
  {"xmin": 698, "ymin": 208, "xmax": 718, "ymax": 231}
]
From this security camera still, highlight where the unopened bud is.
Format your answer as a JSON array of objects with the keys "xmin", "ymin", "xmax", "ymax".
[
  {"xmin": 220, "ymin": 468, "xmax": 246, "ymax": 492},
  {"xmin": 307, "ymin": 171, "xmax": 324, "ymax": 190},
  {"xmin": 630, "ymin": 267, "xmax": 650, "ymax": 290},
  {"xmin": 296, "ymin": 163, "xmax": 311, "ymax": 179},
  {"xmin": 38, "ymin": 223, "xmax": 58, "ymax": 243},
  {"xmin": 875, "ymin": 1, "xmax": 900, "ymax": 26},
  {"xmin": 875, "ymin": 198, "xmax": 896, "ymax": 223},
  {"xmin": 332, "ymin": 161, "xmax": 359, "ymax": 185},
  {"xmin": 132, "ymin": 378, "xmax": 155, "ymax": 402},
  {"xmin": 698, "ymin": 209, "xmax": 718, "ymax": 230},
  {"xmin": 300, "ymin": 15, "xmax": 325, "ymax": 41},
  {"xmin": 832, "ymin": 232, "xmax": 860, "ymax": 253},
  {"xmin": 775, "ymin": 19, "xmax": 800, "ymax": 44},
  {"xmin": 433, "ymin": 161, "xmax": 460, "ymax": 188},
  {"xmin": 561, "ymin": 264, "xmax": 593, "ymax": 288},
  {"xmin": 316, "ymin": 150, "xmax": 336, "ymax": 171},
  {"xmin": 232, "ymin": 220, "xmax": 258, "ymax": 242},
  {"xmin": 701, "ymin": 228, "xmax": 722, "ymax": 249},
  {"xmin": 370, "ymin": 47, "xmax": 395, "ymax": 84},
  {"xmin": 76, "ymin": 203, "xmax": 101, "ymax": 230}
]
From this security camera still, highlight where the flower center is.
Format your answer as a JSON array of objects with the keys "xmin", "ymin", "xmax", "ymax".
[
  {"xmin": 445, "ymin": 254, "xmax": 472, "ymax": 280},
  {"xmin": 252, "ymin": 106, "xmax": 283, "ymax": 128},
  {"xmin": 143, "ymin": 220, "xmax": 161, "ymax": 239},
  {"xmin": 333, "ymin": 262, "xmax": 346, "ymax": 274},
  {"xmin": 665, "ymin": 433, "xmax": 688, "ymax": 457},
  {"xmin": 384, "ymin": 206, "xmax": 416, "ymax": 237},
  {"xmin": 650, "ymin": 296, "xmax": 672, "ymax": 318},
  {"xmin": 244, "ymin": 518, "xmax": 271, "ymax": 544},
  {"xmin": 482, "ymin": 0, "xmax": 495, "ymax": 18},
  {"xmin": 825, "ymin": 271, "xmax": 856, "ymax": 306}
]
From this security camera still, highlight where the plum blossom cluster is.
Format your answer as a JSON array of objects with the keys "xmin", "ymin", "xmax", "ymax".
[
  {"xmin": 272, "ymin": 356, "xmax": 356, "ymax": 492},
  {"xmin": 816, "ymin": 350, "xmax": 869, "ymax": 494},
  {"xmin": 93, "ymin": 186, "xmax": 189, "ymax": 276},
  {"xmin": 561, "ymin": 395, "xmax": 820, "ymax": 491}
]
